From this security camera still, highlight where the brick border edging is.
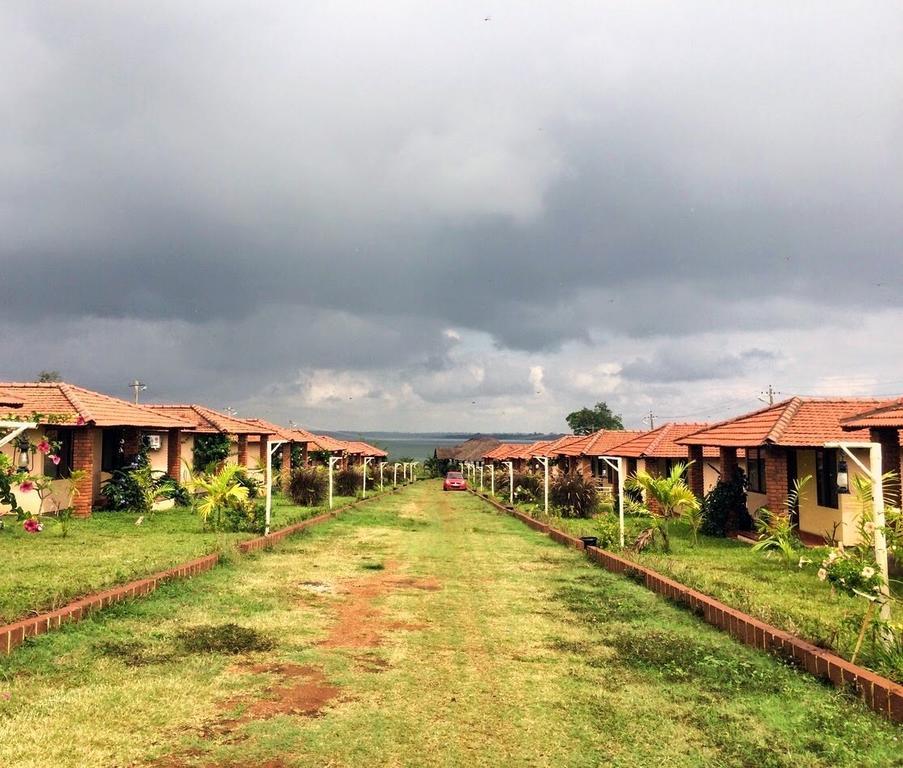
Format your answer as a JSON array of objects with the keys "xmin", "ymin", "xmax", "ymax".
[
  {"xmin": 470, "ymin": 490, "xmax": 903, "ymax": 723},
  {"xmin": 0, "ymin": 485, "xmax": 409, "ymax": 657}
]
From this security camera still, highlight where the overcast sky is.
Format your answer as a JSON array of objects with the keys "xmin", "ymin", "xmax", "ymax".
[{"xmin": 2, "ymin": 2, "xmax": 901, "ymax": 432}]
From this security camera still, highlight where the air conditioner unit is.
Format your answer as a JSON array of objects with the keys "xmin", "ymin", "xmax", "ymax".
[{"xmin": 146, "ymin": 434, "xmax": 162, "ymax": 451}]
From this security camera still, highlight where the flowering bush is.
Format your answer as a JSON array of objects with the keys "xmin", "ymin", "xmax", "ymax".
[
  {"xmin": 817, "ymin": 545, "xmax": 884, "ymax": 598},
  {"xmin": 22, "ymin": 516, "xmax": 43, "ymax": 533}
]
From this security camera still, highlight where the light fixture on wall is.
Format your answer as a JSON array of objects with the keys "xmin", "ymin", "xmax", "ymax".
[
  {"xmin": 837, "ymin": 458, "xmax": 849, "ymax": 494},
  {"xmin": 14, "ymin": 434, "xmax": 30, "ymax": 473}
]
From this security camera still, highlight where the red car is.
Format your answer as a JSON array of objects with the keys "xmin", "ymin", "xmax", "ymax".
[{"xmin": 443, "ymin": 471, "xmax": 467, "ymax": 491}]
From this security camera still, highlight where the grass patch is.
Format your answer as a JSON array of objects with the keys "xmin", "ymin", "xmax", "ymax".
[
  {"xmin": 0, "ymin": 492, "xmax": 356, "ymax": 624},
  {"xmin": 175, "ymin": 622, "xmax": 275, "ymax": 654},
  {"xmin": 518, "ymin": 506, "xmax": 903, "ymax": 682},
  {"xmin": 1, "ymin": 482, "xmax": 900, "ymax": 768}
]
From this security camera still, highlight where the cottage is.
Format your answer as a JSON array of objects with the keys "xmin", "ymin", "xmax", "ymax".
[
  {"xmin": 241, "ymin": 418, "xmax": 321, "ymax": 483},
  {"xmin": 612, "ymin": 423, "xmax": 725, "ymax": 493},
  {"xmin": 555, "ymin": 429, "xmax": 645, "ymax": 487},
  {"xmin": 0, "ymin": 382, "xmax": 192, "ymax": 517},
  {"xmin": 143, "ymin": 404, "xmax": 270, "ymax": 477},
  {"xmin": 678, "ymin": 397, "xmax": 893, "ymax": 544}
]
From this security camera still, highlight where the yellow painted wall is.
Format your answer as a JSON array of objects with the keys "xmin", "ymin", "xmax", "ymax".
[
  {"xmin": 794, "ymin": 448, "xmax": 867, "ymax": 546},
  {"xmin": 0, "ymin": 427, "xmax": 74, "ymax": 515}
]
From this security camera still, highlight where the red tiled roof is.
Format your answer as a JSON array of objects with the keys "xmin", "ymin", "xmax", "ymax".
[
  {"xmin": 0, "ymin": 382, "xmax": 192, "ymax": 429},
  {"xmin": 242, "ymin": 418, "xmax": 297, "ymax": 442},
  {"xmin": 144, "ymin": 404, "xmax": 262, "ymax": 435},
  {"xmin": 614, "ymin": 423, "xmax": 720, "ymax": 459},
  {"xmin": 483, "ymin": 443, "xmax": 528, "ymax": 461},
  {"xmin": 342, "ymin": 440, "xmax": 389, "ymax": 458},
  {"xmin": 308, "ymin": 434, "xmax": 346, "ymax": 452},
  {"xmin": 557, "ymin": 429, "xmax": 645, "ymax": 457},
  {"xmin": 678, "ymin": 397, "xmax": 889, "ymax": 448},
  {"xmin": 538, "ymin": 434, "xmax": 585, "ymax": 456},
  {"xmin": 842, "ymin": 398, "xmax": 903, "ymax": 430},
  {"xmin": 0, "ymin": 388, "xmax": 24, "ymax": 408}
]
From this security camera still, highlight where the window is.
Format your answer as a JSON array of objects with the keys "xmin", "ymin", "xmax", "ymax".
[
  {"xmin": 43, "ymin": 429, "xmax": 74, "ymax": 479},
  {"xmin": 102, "ymin": 428, "xmax": 127, "ymax": 472},
  {"xmin": 747, "ymin": 448, "xmax": 766, "ymax": 493},
  {"xmin": 816, "ymin": 448, "xmax": 839, "ymax": 509}
]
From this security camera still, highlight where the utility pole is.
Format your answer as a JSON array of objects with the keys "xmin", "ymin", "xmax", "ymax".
[
  {"xmin": 642, "ymin": 411, "xmax": 655, "ymax": 430},
  {"xmin": 129, "ymin": 380, "xmax": 147, "ymax": 404}
]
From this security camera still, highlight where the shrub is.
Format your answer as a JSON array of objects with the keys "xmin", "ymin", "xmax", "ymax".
[
  {"xmin": 550, "ymin": 472, "xmax": 598, "ymax": 518},
  {"xmin": 101, "ymin": 466, "xmax": 160, "ymax": 515},
  {"xmin": 233, "ymin": 468, "xmax": 261, "ymax": 499},
  {"xmin": 187, "ymin": 464, "xmax": 250, "ymax": 531},
  {"xmin": 287, "ymin": 467, "xmax": 327, "ymax": 506},
  {"xmin": 193, "ymin": 434, "xmax": 232, "ymax": 472},
  {"xmin": 158, "ymin": 475, "xmax": 191, "ymax": 506},
  {"xmin": 222, "ymin": 499, "xmax": 266, "ymax": 533},
  {"xmin": 594, "ymin": 513, "xmax": 621, "ymax": 549},
  {"xmin": 512, "ymin": 472, "xmax": 542, "ymax": 502},
  {"xmin": 701, "ymin": 468, "xmax": 747, "ymax": 537},
  {"xmin": 335, "ymin": 467, "xmax": 361, "ymax": 497}
]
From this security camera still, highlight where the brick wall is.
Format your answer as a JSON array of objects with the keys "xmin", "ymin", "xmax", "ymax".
[
  {"xmin": 71, "ymin": 428, "xmax": 95, "ymax": 517},
  {"xmin": 167, "ymin": 429, "xmax": 181, "ymax": 479},
  {"xmin": 258, "ymin": 434, "xmax": 269, "ymax": 465},
  {"xmin": 237, "ymin": 434, "xmax": 248, "ymax": 466},
  {"xmin": 872, "ymin": 428, "xmax": 902, "ymax": 505},
  {"xmin": 281, "ymin": 444, "xmax": 292, "ymax": 485},
  {"xmin": 687, "ymin": 445, "xmax": 705, "ymax": 498},
  {"xmin": 765, "ymin": 445, "xmax": 789, "ymax": 515}
]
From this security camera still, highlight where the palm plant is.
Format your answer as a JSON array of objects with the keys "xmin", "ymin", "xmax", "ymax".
[
  {"xmin": 751, "ymin": 475, "xmax": 810, "ymax": 566},
  {"xmin": 626, "ymin": 462, "xmax": 699, "ymax": 552},
  {"xmin": 186, "ymin": 463, "xmax": 250, "ymax": 530}
]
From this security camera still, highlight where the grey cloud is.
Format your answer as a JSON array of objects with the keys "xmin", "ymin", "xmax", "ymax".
[
  {"xmin": 1, "ymin": 2, "xmax": 901, "ymax": 427},
  {"xmin": 621, "ymin": 348, "xmax": 780, "ymax": 384}
]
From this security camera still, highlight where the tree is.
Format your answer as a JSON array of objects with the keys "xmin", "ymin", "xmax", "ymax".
[
  {"xmin": 565, "ymin": 402, "xmax": 624, "ymax": 434},
  {"xmin": 36, "ymin": 371, "xmax": 62, "ymax": 382},
  {"xmin": 626, "ymin": 462, "xmax": 699, "ymax": 552}
]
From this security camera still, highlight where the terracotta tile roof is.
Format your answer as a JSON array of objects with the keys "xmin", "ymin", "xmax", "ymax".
[
  {"xmin": 242, "ymin": 418, "xmax": 296, "ymax": 442},
  {"xmin": 678, "ymin": 397, "xmax": 890, "ymax": 448},
  {"xmin": 436, "ymin": 436, "xmax": 501, "ymax": 462},
  {"xmin": 0, "ymin": 388, "xmax": 24, "ymax": 408},
  {"xmin": 842, "ymin": 398, "xmax": 903, "ymax": 430},
  {"xmin": 0, "ymin": 382, "xmax": 193, "ymax": 429},
  {"xmin": 483, "ymin": 443, "xmax": 528, "ymax": 461},
  {"xmin": 342, "ymin": 440, "xmax": 389, "ymax": 458},
  {"xmin": 144, "ymin": 404, "xmax": 262, "ymax": 435},
  {"xmin": 557, "ymin": 429, "xmax": 645, "ymax": 457},
  {"xmin": 537, "ymin": 434, "xmax": 584, "ymax": 456},
  {"xmin": 614, "ymin": 423, "xmax": 720, "ymax": 459},
  {"xmin": 308, "ymin": 434, "xmax": 347, "ymax": 452}
]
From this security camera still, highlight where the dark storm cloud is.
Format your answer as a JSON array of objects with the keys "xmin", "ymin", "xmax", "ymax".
[
  {"xmin": 621, "ymin": 348, "xmax": 779, "ymax": 384},
  {"xmin": 1, "ymin": 1, "xmax": 901, "ymax": 424}
]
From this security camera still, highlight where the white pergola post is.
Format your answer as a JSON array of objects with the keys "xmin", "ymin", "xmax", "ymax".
[
  {"xmin": 600, "ymin": 455, "xmax": 625, "ymax": 548},
  {"xmin": 411, "ymin": 461, "xmax": 419, "ymax": 481},
  {"xmin": 826, "ymin": 441, "xmax": 891, "ymax": 623},
  {"xmin": 504, "ymin": 461, "xmax": 514, "ymax": 506},
  {"xmin": 490, "ymin": 463, "xmax": 495, "ymax": 496},
  {"xmin": 379, "ymin": 461, "xmax": 386, "ymax": 490},
  {"xmin": 534, "ymin": 456, "xmax": 550, "ymax": 516},
  {"xmin": 328, "ymin": 455, "xmax": 342, "ymax": 509},
  {"xmin": 264, "ymin": 439, "xmax": 287, "ymax": 536},
  {"xmin": 479, "ymin": 463, "xmax": 484, "ymax": 491},
  {"xmin": 0, "ymin": 420, "xmax": 38, "ymax": 450},
  {"xmin": 393, "ymin": 462, "xmax": 400, "ymax": 486},
  {"xmin": 362, "ymin": 456, "xmax": 373, "ymax": 498}
]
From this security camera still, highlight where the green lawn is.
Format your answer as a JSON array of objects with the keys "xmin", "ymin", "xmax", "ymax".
[
  {"xmin": 486, "ymin": 491, "xmax": 903, "ymax": 683},
  {"xmin": 0, "ymin": 481, "xmax": 899, "ymax": 768},
  {"xmin": 0, "ymin": 492, "xmax": 358, "ymax": 625}
]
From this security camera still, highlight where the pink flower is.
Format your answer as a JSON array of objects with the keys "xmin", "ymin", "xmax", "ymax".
[
  {"xmin": 36, "ymin": 440, "xmax": 51, "ymax": 455},
  {"xmin": 75, "ymin": 416, "xmax": 86, "ymax": 426},
  {"xmin": 18, "ymin": 481, "xmax": 35, "ymax": 493},
  {"xmin": 23, "ymin": 518, "xmax": 42, "ymax": 533},
  {"xmin": 50, "ymin": 455, "xmax": 61, "ymax": 465}
]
